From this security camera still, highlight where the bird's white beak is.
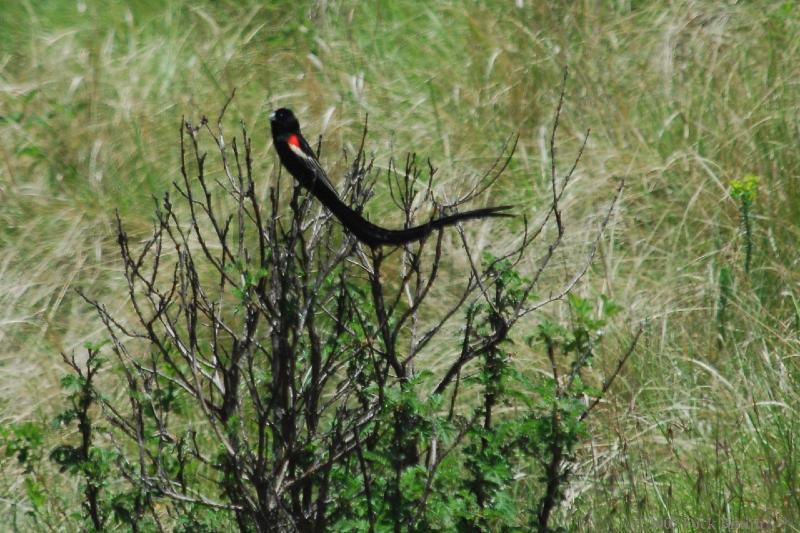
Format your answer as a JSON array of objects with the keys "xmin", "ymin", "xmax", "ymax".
[{"xmin": 269, "ymin": 111, "xmax": 276, "ymax": 122}]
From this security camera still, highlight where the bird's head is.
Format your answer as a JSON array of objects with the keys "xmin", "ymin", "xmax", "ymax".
[{"xmin": 269, "ymin": 108, "xmax": 300, "ymax": 137}]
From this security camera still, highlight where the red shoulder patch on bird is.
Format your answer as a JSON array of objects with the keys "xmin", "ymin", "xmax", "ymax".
[{"xmin": 288, "ymin": 134, "xmax": 301, "ymax": 148}]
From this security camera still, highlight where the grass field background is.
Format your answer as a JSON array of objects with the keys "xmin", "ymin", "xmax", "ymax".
[{"xmin": 2, "ymin": 1, "xmax": 800, "ymax": 529}]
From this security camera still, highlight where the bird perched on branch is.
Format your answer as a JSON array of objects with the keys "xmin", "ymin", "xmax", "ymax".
[{"xmin": 269, "ymin": 107, "xmax": 511, "ymax": 247}]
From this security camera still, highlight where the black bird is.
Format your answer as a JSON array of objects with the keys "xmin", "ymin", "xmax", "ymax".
[{"xmin": 269, "ymin": 108, "xmax": 511, "ymax": 247}]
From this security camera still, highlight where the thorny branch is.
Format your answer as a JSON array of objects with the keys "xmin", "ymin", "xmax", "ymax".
[{"xmin": 74, "ymin": 76, "xmax": 635, "ymax": 532}]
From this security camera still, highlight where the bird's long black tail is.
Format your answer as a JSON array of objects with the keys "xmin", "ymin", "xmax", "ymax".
[
  {"xmin": 299, "ymin": 172, "xmax": 512, "ymax": 247},
  {"xmin": 329, "ymin": 197, "xmax": 513, "ymax": 247}
]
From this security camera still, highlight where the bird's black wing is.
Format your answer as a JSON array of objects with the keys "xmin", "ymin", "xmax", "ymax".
[{"xmin": 284, "ymin": 133, "xmax": 340, "ymax": 198}]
